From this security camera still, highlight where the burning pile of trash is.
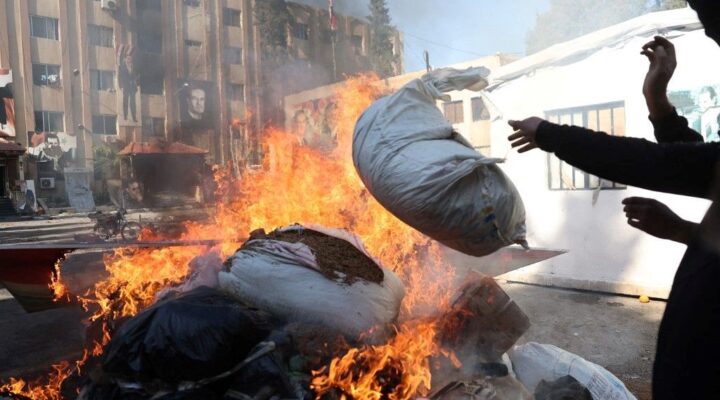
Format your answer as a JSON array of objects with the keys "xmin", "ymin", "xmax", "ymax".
[{"xmin": 1, "ymin": 72, "xmax": 635, "ymax": 400}]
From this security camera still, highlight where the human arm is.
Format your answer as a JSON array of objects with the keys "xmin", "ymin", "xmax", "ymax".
[
  {"xmin": 622, "ymin": 197, "xmax": 698, "ymax": 244},
  {"xmin": 508, "ymin": 118, "xmax": 718, "ymax": 198},
  {"xmin": 641, "ymin": 36, "xmax": 703, "ymax": 143}
]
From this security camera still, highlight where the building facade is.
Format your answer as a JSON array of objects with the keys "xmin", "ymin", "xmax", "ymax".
[{"xmin": 0, "ymin": 0, "xmax": 402, "ymax": 208}]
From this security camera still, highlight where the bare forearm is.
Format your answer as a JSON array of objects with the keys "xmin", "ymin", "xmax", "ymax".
[{"xmin": 645, "ymin": 92, "xmax": 675, "ymax": 121}]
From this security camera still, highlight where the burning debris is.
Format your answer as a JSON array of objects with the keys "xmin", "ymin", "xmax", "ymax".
[
  {"xmin": 1, "ymin": 74, "xmax": 630, "ymax": 400},
  {"xmin": 219, "ymin": 225, "xmax": 405, "ymax": 340}
]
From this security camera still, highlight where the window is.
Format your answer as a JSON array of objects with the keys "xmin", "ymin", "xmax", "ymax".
[
  {"xmin": 293, "ymin": 23, "xmax": 309, "ymax": 40},
  {"xmin": 34, "ymin": 111, "xmax": 64, "ymax": 132},
  {"xmin": 545, "ymin": 102, "xmax": 627, "ymax": 190},
  {"xmin": 471, "ymin": 97, "xmax": 490, "ymax": 121},
  {"xmin": 138, "ymin": 32, "xmax": 163, "ymax": 54},
  {"xmin": 92, "ymin": 115, "xmax": 117, "ymax": 135},
  {"xmin": 142, "ymin": 117, "xmax": 164, "ymax": 137},
  {"xmin": 90, "ymin": 70, "xmax": 115, "ymax": 91},
  {"xmin": 141, "ymin": 79, "xmax": 164, "ymax": 95},
  {"xmin": 228, "ymin": 83, "xmax": 244, "ymax": 102},
  {"xmin": 185, "ymin": 39, "xmax": 202, "ymax": 48},
  {"xmin": 223, "ymin": 8, "xmax": 241, "ymax": 27},
  {"xmin": 32, "ymin": 64, "xmax": 61, "ymax": 86},
  {"xmin": 138, "ymin": 0, "xmax": 161, "ymax": 11},
  {"xmin": 30, "ymin": 15, "xmax": 59, "ymax": 40},
  {"xmin": 88, "ymin": 24, "xmax": 113, "ymax": 47},
  {"xmin": 442, "ymin": 101, "xmax": 464, "ymax": 124},
  {"xmin": 224, "ymin": 47, "xmax": 242, "ymax": 65},
  {"xmin": 351, "ymin": 35, "xmax": 363, "ymax": 55}
]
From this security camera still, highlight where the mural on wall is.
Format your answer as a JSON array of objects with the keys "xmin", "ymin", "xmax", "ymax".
[
  {"xmin": 26, "ymin": 131, "xmax": 77, "ymax": 173},
  {"xmin": 179, "ymin": 80, "xmax": 216, "ymax": 131},
  {"xmin": 117, "ymin": 44, "xmax": 142, "ymax": 127},
  {"xmin": 290, "ymin": 98, "xmax": 337, "ymax": 150},
  {"xmin": 0, "ymin": 69, "xmax": 15, "ymax": 138},
  {"xmin": 669, "ymin": 84, "xmax": 720, "ymax": 142}
]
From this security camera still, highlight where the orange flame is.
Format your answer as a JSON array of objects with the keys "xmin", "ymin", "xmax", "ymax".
[{"xmin": 6, "ymin": 74, "xmax": 461, "ymax": 399}]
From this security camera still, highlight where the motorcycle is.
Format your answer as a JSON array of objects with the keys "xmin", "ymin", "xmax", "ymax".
[{"xmin": 88, "ymin": 208, "xmax": 143, "ymax": 241}]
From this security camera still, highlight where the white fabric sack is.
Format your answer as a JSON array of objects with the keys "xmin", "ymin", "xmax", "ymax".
[
  {"xmin": 508, "ymin": 342, "xmax": 636, "ymax": 400},
  {"xmin": 218, "ymin": 225, "xmax": 405, "ymax": 339},
  {"xmin": 155, "ymin": 250, "xmax": 224, "ymax": 301},
  {"xmin": 353, "ymin": 67, "xmax": 526, "ymax": 257}
]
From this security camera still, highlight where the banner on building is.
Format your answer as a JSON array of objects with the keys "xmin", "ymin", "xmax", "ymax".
[
  {"xmin": 20, "ymin": 180, "xmax": 37, "ymax": 213},
  {"xmin": 64, "ymin": 167, "xmax": 95, "ymax": 212},
  {"xmin": 26, "ymin": 131, "xmax": 77, "ymax": 174},
  {"xmin": 289, "ymin": 98, "xmax": 338, "ymax": 150},
  {"xmin": 0, "ymin": 69, "xmax": 16, "ymax": 138},
  {"xmin": 669, "ymin": 84, "xmax": 720, "ymax": 142},
  {"xmin": 117, "ymin": 44, "xmax": 142, "ymax": 127},
  {"xmin": 179, "ymin": 80, "xmax": 216, "ymax": 131}
]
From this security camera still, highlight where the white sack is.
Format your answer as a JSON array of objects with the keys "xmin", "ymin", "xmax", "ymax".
[
  {"xmin": 218, "ymin": 225, "xmax": 405, "ymax": 339},
  {"xmin": 155, "ymin": 250, "xmax": 224, "ymax": 301},
  {"xmin": 508, "ymin": 342, "xmax": 636, "ymax": 400},
  {"xmin": 353, "ymin": 67, "xmax": 526, "ymax": 257}
]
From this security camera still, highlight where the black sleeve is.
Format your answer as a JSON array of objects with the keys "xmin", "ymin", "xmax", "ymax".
[
  {"xmin": 651, "ymin": 109, "xmax": 704, "ymax": 143},
  {"xmin": 535, "ymin": 121, "xmax": 719, "ymax": 199}
]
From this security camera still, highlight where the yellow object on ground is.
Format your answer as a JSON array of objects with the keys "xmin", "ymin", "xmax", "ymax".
[{"xmin": 639, "ymin": 295, "xmax": 650, "ymax": 303}]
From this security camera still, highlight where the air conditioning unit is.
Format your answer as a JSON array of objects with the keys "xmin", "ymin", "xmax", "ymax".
[
  {"xmin": 101, "ymin": 0, "xmax": 117, "ymax": 12},
  {"xmin": 46, "ymin": 74, "xmax": 60, "ymax": 86},
  {"xmin": 39, "ymin": 177, "xmax": 55, "ymax": 189}
]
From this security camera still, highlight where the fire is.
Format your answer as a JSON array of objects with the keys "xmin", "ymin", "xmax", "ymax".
[
  {"xmin": 0, "ymin": 362, "xmax": 69, "ymax": 400},
  {"xmin": 5, "ymin": 74, "xmax": 461, "ymax": 399},
  {"xmin": 311, "ymin": 321, "xmax": 439, "ymax": 400}
]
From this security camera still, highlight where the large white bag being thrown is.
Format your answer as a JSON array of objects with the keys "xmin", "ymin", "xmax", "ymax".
[
  {"xmin": 218, "ymin": 225, "xmax": 405, "ymax": 339},
  {"xmin": 353, "ymin": 67, "xmax": 526, "ymax": 257},
  {"xmin": 508, "ymin": 342, "xmax": 636, "ymax": 400}
]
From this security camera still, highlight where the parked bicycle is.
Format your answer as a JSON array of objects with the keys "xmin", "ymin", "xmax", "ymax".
[{"xmin": 88, "ymin": 208, "xmax": 143, "ymax": 241}]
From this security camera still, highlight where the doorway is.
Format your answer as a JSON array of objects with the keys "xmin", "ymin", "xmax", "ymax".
[{"xmin": 0, "ymin": 164, "xmax": 6, "ymax": 197}]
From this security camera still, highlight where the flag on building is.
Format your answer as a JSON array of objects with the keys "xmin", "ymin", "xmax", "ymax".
[{"xmin": 329, "ymin": 0, "xmax": 337, "ymax": 32}]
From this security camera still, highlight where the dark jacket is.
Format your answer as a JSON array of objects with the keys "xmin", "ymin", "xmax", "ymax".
[{"xmin": 536, "ymin": 112, "xmax": 720, "ymax": 400}]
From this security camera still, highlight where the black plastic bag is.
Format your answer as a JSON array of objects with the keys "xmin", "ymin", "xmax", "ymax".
[
  {"xmin": 102, "ymin": 286, "xmax": 275, "ymax": 383},
  {"xmin": 535, "ymin": 375, "xmax": 593, "ymax": 400}
]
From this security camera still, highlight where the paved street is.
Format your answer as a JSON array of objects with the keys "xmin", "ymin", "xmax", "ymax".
[{"xmin": 0, "ymin": 282, "xmax": 662, "ymax": 399}]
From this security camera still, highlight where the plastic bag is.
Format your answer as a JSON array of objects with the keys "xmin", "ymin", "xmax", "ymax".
[
  {"xmin": 218, "ymin": 225, "xmax": 405, "ymax": 339},
  {"xmin": 535, "ymin": 375, "xmax": 593, "ymax": 400},
  {"xmin": 353, "ymin": 67, "xmax": 526, "ymax": 257},
  {"xmin": 508, "ymin": 342, "xmax": 636, "ymax": 400},
  {"xmin": 101, "ymin": 286, "xmax": 274, "ymax": 383}
]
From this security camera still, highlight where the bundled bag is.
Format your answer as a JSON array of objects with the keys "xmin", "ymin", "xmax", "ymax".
[
  {"xmin": 101, "ymin": 287, "xmax": 274, "ymax": 383},
  {"xmin": 353, "ymin": 67, "xmax": 526, "ymax": 257},
  {"xmin": 218, "ymin": 225, "xmax": 405, "ymax": 339},
  {"xmin": 509, "ymin": 342, "xmax": 636, "ymax": 400}
]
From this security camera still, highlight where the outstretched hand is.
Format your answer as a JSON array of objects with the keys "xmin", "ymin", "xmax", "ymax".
[
  {"xmin": 508, "ymin": 117, "xmax": 545, "ymax": 153},
  {"xmin": 642, "ymin": 36, "xmax": 676, "ymax": 96},
  {"xmin": 622, "ymin": 197, "xmax": 695, "ymax": 244},
  {"xmin": 641, "ymin": 36, "xmax": 676, "ymax": 119}
]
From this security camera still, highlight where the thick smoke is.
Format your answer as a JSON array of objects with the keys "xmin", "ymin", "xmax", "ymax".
[{"xmin": 289, "ymin": 0, "xmax": 370, "ymax": 20}]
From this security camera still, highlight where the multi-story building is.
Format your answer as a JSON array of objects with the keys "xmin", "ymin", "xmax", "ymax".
[{"xmin": 0, "ymin": 0, "xmax": 403, "ymax": 208}]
